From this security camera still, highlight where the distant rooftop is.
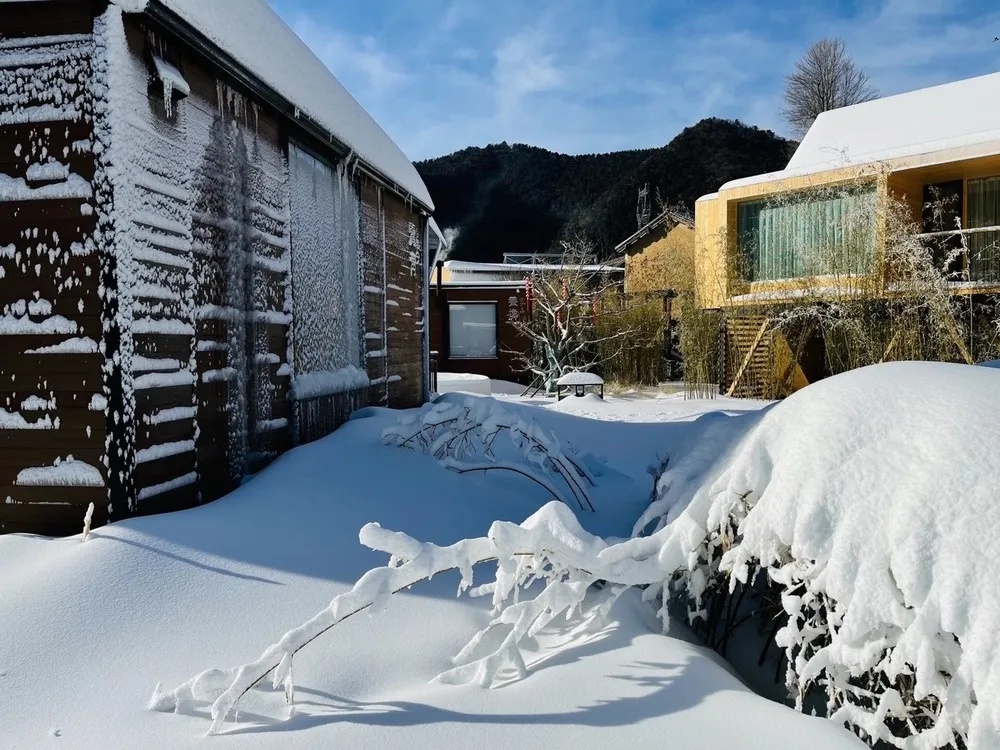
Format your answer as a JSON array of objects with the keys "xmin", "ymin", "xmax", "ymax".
[
  {"xmin": 614, "ymin": 208, "xmax": 693, "ymax": 254},
  {"xmin": 719, "ymin": 71, "xmax": 1000, "ymax": 192}
]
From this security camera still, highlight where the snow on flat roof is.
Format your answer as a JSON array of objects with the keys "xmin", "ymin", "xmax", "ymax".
[
  {"xmin": 115, "ymin": 0, "xmax": 433, "ymax": 209},
  {"xmin": 721, "ymin": 72, "xmax": 1000, "ymax": 193},
  {"xmin": 445, "ymin": 260, "xmax": 623, "ymax": 274}
]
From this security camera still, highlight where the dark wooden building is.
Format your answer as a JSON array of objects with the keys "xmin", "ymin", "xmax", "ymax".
[
  {"xmin": 430, "ymin": 262, "xmax": 530, "ymax": 384},
  {"xmin": 0, "ymin": 0, "xmax": 433, "ymax": 535}
]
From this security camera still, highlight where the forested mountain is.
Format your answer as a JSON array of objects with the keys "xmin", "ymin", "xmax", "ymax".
[{"xmin": 416, "ymin": 118, "xmax": 795, "ymax": 262}]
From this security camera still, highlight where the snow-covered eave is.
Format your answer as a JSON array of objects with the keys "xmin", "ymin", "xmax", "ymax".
[
  {"xmin": 718, "ymin": 130, "xmax": 1000, "ymax": 194},
  {"xmin": 613, "ymin": 209, "xmax": 693, "ymax": 255},
  {"xmin": 439, "ymin": 280, "xmax": 528, "ymax": 289},
  {"xmin": 131, "ymin": 0, "xmax": 434, "ymax": 213},
  {"xmin": 445, "ymin": 261, "xmax": 624, "ymax": 274}
]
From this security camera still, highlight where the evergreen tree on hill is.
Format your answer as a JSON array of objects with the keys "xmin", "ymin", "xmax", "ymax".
[{"xmin": 416, "ymin": 118, "xmax": 795, "ymax": 262}]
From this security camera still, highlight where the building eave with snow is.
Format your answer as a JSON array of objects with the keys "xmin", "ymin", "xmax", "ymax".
[
  {"xmin": 695, "ymin": 71, "xmax": 1000, "ymax": 311},
  {"xmin": 0, "ymin": 0, "xmax": 433, "ymax": 535}
]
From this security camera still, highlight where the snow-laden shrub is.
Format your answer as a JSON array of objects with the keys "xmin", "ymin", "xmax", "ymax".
[
  {"xmin": 381, "ymin": 397, "xmax": 597, "ymax": 511},
  {"xmin": 152, "ymin": 363, "xmax": 1000, "ymax": 747},
  {"xmin": 644, "ymin": 361, "xmax": 1000, "ymax": 749}
]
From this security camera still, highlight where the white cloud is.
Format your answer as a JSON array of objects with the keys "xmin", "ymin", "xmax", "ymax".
[
  {"xmin": 493, "ymin": 29, "xmax": 564, "ymax": 119},
  {"xmin": 269, "ymin": 0, "xmax": 1000, "ymax": 160},
  {"xmin": 291, "ymin": 17, "xmax": 410, "ymax": 96}
]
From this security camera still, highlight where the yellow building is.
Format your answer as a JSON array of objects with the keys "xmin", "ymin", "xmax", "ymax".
[
  {"xmin": 695, "ymin": 71, "xmax": 1000, "ymax": 397},
  {"xmin": 617, "ymin": 209, "xmax": 695, "ymax": 302}
]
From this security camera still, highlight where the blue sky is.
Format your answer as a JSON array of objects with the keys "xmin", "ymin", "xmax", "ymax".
[{"xmin": 267, "ymin": 0, "xmax": 1000, "ymax": 161}]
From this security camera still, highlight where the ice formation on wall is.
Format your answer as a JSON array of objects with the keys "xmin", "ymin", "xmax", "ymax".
[{"xmin": 287, "ymin": 143, "xmax": 364, "ymax": 398}]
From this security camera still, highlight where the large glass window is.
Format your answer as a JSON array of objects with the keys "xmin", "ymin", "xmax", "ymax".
[
  {"xmin": 966, "ymin": 176, "xmax": 1000, "ymax": 282},
  {"xmin": 737, "ymin": 186, "xmax": 877, "ymax": 281},
  {"xmin": 449, "ymin": 303, "xmax": 497, "ymax": 359}
]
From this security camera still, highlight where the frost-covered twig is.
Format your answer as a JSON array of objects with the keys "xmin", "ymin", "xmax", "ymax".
[
  {"xmin": 82, "ymin": 502, "xmax": 95, "ymax": 542},
  {"xmin": 151, "ymin": 502, "xmax": 669, "ymax": 734},
  {"xmin": 151, "ymin": 526, "xmax": 496, "ymax": 733},
  {"xmin": 383, "ymin": 398, "xmax": 597, "ymax": 511}
]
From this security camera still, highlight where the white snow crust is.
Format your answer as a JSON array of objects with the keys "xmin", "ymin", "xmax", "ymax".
[
  {"xmin": 15, "ymin": 456, "xmax": 103, "ymax": 487},
  {"xmin": 290, "ymin": 366, "xmax": 369, "ymax": 401}
]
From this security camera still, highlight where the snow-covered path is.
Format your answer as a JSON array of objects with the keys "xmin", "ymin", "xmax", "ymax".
[{"xmin": 0, "ymin": 394, "xmax": 862, "ymax": 749}]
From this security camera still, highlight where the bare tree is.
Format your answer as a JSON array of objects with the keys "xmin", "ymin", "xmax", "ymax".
[
  {"xmin": 783, "ymin": 38, "xmax": 879, "ymax": 136},
  {"xmin": 511, "ymin": 237, "xmax": 632, "ymax": 391}
]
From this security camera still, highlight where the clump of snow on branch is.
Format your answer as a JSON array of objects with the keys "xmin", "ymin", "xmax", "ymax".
[
  {"xmin": 82, "ymin": 503, "xmax": 95, "ymax": 542},
  {"xmin": 381, "ymin": 397, "xmax": 597, "ymax": 511},
  {"xmin": 640, "ymin": 361, "xmax": 1000, "ymax": 750}
]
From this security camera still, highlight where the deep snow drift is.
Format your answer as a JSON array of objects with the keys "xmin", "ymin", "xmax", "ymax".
[{"xmin": 0, "ymin": 391, "xmax": 862, "ymax": 749}]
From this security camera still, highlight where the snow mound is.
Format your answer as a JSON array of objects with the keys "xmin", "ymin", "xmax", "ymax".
[
  {"xmin": 437, "ymin": 373, "xmax": 491, "ymax": 395},
  {"xmin": 650, "ymin": 362, "xmax": 1000, "ymax": 748}
]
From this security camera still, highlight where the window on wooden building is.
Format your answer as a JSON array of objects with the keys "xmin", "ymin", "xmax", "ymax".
[
  {"xmin": 449, "ymin": 303, "xmax": 497, "ymax": 359},
  {"xmin": 737, "ymin": 186, "xmax": 877, "ymax": 282}
]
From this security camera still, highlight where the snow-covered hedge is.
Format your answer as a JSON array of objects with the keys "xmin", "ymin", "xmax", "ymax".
[{"xmin": 641, "ymin": 362, "xmax": 1000, "ymax": 749}]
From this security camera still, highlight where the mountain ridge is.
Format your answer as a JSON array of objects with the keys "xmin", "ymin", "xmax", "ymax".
[{"xmin": 416, "ymin": 118, "xmax": 796, "ymax": 262}]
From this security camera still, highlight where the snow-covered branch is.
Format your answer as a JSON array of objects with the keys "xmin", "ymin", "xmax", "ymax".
[
  {"xmin": 382, "ymin": 398, "xmax": 597, "ymax": 511},
  {"xmin": 151, "ymin": 502, "xmax": 639, "ymax": 733}
]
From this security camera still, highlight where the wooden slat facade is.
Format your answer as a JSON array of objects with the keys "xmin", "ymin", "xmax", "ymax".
[
  {"xmin": 1, "ymin": 3, "xmax": 430, "ymax": 536},
  {"xmin": 0, "ymin": 17, "xmax": 106, "ymax": 535}
]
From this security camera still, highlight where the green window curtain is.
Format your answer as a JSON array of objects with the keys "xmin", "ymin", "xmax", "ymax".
[
  {"xmin": 967, "ymin": 177, "xmax": 1000, "ymax": 282},
  {"xmin": 737, "ymin": 187, "xmax": 876, "ymax": 282}
]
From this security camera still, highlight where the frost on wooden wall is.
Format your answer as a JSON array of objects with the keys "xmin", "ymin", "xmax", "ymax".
[
  {"xmin": 187, "ymin": 83, "xmax": 292, "ymax": 481},
  {"xmin": 94, "ymin": 9, "xmax": 293, "ymax": 512},
  {"xmin": 360, "ymin": 183, "xmax": 388, "ymax": 404},
  {"xmin": 287, "ymin": 144, "xmax": 363, "ymax": 383},
  {"xmin": 0, "ymin": 27, "xmax": 107, "ymax": 533},
  {"xmin": 95, "ymin": 10, "xmax": 198, "ymax": 514}
]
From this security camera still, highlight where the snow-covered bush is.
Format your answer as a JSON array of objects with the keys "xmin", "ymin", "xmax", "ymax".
[
  {"xmin": 645, "ymin": 362, "xmax": 1000, "ymax": 749},
  {"xmin": 381, "ymin": 397, "xmax": 597, "ymax": 511},
  {"xmin": 151, "ymin": 502, "xmax": 625, "ymax": 732},
  {"xmin": 153, "ymin": 363, "xmax": 1000, "ymax": 748}
]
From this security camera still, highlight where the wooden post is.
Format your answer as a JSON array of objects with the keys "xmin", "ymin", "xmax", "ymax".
[
  {"xmin": 879, "ymin": 328, "xmax": 901, "ymax": 363},
  {"xmin": 775, "ymin": 319, "xmax": 816, "ymax": 397},
  {"xmin": 662, "ymin": 292, "xmax": 674, "ymax": 380},
  {"xmin": 945, "ymin": 314, "xmax": 974, "ymax": 365}
]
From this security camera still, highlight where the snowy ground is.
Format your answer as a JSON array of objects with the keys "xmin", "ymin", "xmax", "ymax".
[{"xmin": 0, "ymin": 387, "xmax": 863, "ymax": 749}]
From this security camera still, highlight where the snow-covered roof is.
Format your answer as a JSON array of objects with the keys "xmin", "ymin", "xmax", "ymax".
[
  {"xmin": 116, "ymin": 0, "xmax": 433, "ymax": 210},
  {"xmin": 556, "ymin": 371, "xmax": 604, "ymax": 386},
  {"xmin": 614, "ymin": 208, "xmax": 693, "ymax": 254},
  {"xmin": 445, "ymin": 260, "xmax": 624, "ymax": 274},
  {"xmin": 721, "ymin": 71, "xmax": 1000, "ymax": 193}
]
